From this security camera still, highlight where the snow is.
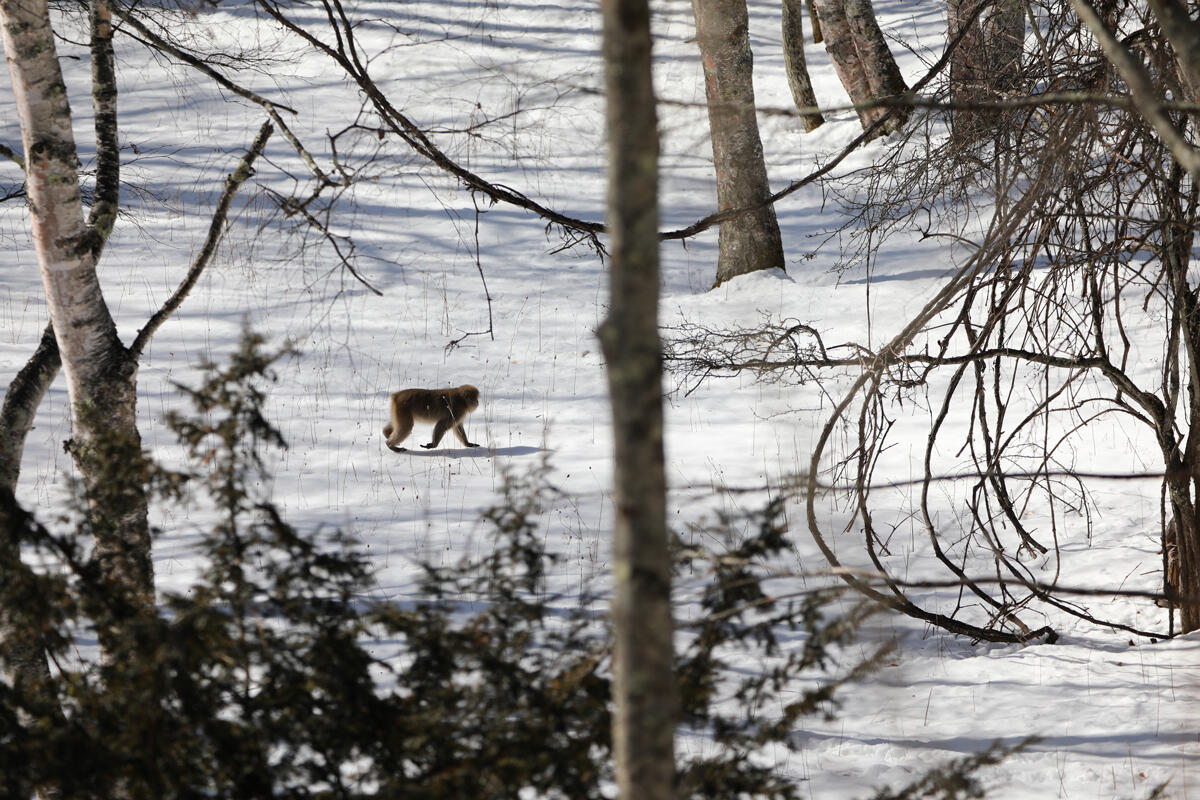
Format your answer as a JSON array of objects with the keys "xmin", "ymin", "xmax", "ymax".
[{"xmin": 1, "ymin": 0, "xmax": 1197, "ymax": 797}]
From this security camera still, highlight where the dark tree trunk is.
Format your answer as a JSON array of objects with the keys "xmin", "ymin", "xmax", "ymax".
[
  {"xmin": 783, "ymin": 0, "xmax": 825, "ymax": 131},
  {"xmin": 691, "ymin": 0, "xmax": 786, "ymax": 287},
  {"xmin": 1148, "ymin": 0, "xmax": 1200, "ymax": 101},
  {"xmin": 947, "ymin": 0, "xmax": 1023, "ymax": 145},
  {"xmin": 599, "ymin": 0, "xmax": 677, "ymax": 797},
  {"xmin": 807, "ymin": 0, "xmax": 823, "ymax": 43}
]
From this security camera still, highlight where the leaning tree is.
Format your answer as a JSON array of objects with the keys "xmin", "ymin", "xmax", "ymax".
[{"xmin": 0, "ymin": 0, "xmax": 277, "ymax": 702}]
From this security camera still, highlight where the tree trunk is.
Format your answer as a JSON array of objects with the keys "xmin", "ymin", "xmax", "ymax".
[
  {"xmin": 807, "ymin": 0, "xmax": 823, "ymax": 43},
  {"xmin": 0, "ymin": 0, "xmax": 154, "ymax": 612},
  {"xmin": 783, "ymin": 0, "xmax": 825, "ymax": 131},
  {"xmin": 985, "ymin": 1, "xmax": 1024, "ymax": 82},
  {"xmin": 1148, "ymin": 0, "xmax": 1200, "ymax": 102},
  {"xmin": 947, "ymin": 0, "xmax": 1023, "ymax": 145},
  {"xmin": 599, "ymin": 0, "xmax": 676, "ymax": 798},
  {"xmin": 0, "ymin": 0, "xmax": 120, "ymax": 498},
  {"xmin": 815, "ymin": 0, "xmax": 908, "ymax": 136},
  {"xmin": 1153, "ymin": 0, "xmax": 1200, "ymax": 632},
  {"xmin": 0, "ymin": 5, "xmax": 122, "ymax": 795},
  {"xmin": 815, "ymin": 0, "xmax": 871, "ymax": 127},
  {"xmin": 1165, "ymin": 489, "xmax": 1200, "ymax": 631},
  {"xmin": 0, "ymin": 326, "xmax": 59, "ymax": 692},
  {"xmin": 691, "ymin": 0, "xmax": 786, "ymax": 287},
  {"xmin": 947, "ymin": 0, "xmax": 988, "ymax": 143},
  {"xmin": 844, "ymin": 0, "xmax": 908, "ymax": 131}
]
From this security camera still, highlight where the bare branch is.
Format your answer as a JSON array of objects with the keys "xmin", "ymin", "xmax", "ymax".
[
  {"xmin": 0, "ymin": 142, "xmax": 24, "ymax": 170},
  {"xmin": 130, "ymin": 121, "xmax": 275, "ymax": 359},
  {"xmin": 1071, "ymin": 0, "xmax": 1200, "ymax": 180},
  {"xmin": 113, "ymin": 8, "xmax": 297, "ymax": 115}
]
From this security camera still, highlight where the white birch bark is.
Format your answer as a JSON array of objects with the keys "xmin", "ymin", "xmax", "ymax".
[
  {"xmin": 814, "ymin": 0, "xmax": 875, "ymax": 128},
  {"xmin": 1, "ymin": 0, "xmax": 154, "ymax": 609}
]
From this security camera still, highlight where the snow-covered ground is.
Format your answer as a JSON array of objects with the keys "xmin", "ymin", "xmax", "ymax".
[{"xmin": 1, "ymin": 0, "xmax": 1196, "ymax": 797}]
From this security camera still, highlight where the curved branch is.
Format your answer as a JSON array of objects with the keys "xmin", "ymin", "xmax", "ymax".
[
  {"xmin": 130, "ymin": 121, "xmax": 274, "ymax": 358},
  {"xmin": 0, "ymin": 142, "xmax": 24, "ymax": 170},
  {"xmin": 803, "ymin": 159, "xmax": 1058, "ymax": 642},
  {"xmin": 0, "ymin": 325, "xmax": 60, "ymax": 493}
]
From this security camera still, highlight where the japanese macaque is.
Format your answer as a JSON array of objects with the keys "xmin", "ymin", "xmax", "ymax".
[{"xmin": 383, "ymin": 384, "xmax": 481, "ymax": 451}]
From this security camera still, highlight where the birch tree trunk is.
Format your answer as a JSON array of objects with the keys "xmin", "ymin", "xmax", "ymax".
[
  {"xmin": 815, "ymin": 0, "xmax": 873, "ymax": 128},
  {"xmin": 0, "ymin": 0, "xmax": 154, "ymax": 611},
  {"xmin": 844, "ymin": 0, "xmax": 908, "ymax": 131},
  {"xmin": 0, "ymin": 0, "xmax": 119, "ymax": 499},
  {"xmin": 815, "ymin": 0, "xmax": 908, "ymax": 136},
  {"xmin": 691, "ymin": 0, "xmax": 786, "ymax": 286},
  {"xmin": 599, "ymin": 0, "xmax": 677, "ymax": 797},
  {"xmin": 783, "ymin": 0, "xmax": 825, "ymax": 131},
  {"xmin": 0, "ymin": 7, "xmax": 121, "ymax": 796}
]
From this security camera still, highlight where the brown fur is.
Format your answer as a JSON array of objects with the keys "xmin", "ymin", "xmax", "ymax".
[{"xmin": 383, "ymin": 385, "xmax": 481, "ymax": 451}]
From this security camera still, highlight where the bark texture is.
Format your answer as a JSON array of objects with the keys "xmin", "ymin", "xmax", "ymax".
[
  {"xmin": 599, "ymin": 0, "xmax": 677, "ymax": 797},
  {"xmin": 1147, "ymin": 0, "xmax": 1200, "ymax": 633},
  {"xmin": 807, "ymin": 0, "xmax": 823, "ymax": 43},
  {"xmin": 815, "ymin": 0, "xmax": 909, "ymax": 136},
  {"xmin": 0, "ymin": 325, "xmax": 59, "ymax": 493},
  {"xmin": 89, "ymin": 0, "xmax": 120, "ymax": 239},
  {"xmin": 0, "ymin": 7, "xmax": 121, "ymax": 793},
  {"xmin": 0, "ymin": 0, "xmax": 154, "ymax": 610},
  {"xmin": 947, "ymin": 0, "xmax": 1023, "ymax": 144},
  {"xmin": 0, "ymin": 0, "xmax": 122, "ymax": 498},
  {"xmin": 782, "ymin": 0, "xmax": 826, "ymax": 131},
  {"xmin": 1160, "ymin": 159, "xmax": 1200, "ymax": 633},
  {"xmin": 691, "ymin": 0, "xmax": 786, "ymax": 286},
  {"xmin": 0, "ymin": 329, "xmax": 60, "ymax": 714},
  {"xmin": 844, "ymin": 0, "xmax": 908, "ymax": 116},
  {"xmin": 1148, "ymin": 0, "xmax": 1200, "ymax": 101}
]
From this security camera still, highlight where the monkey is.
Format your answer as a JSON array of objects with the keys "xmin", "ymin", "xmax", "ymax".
[{"xmin": 383, "ymin": 384, "xmax": 481, "ymax": 452}]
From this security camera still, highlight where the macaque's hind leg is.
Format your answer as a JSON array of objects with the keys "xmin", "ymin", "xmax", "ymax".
[
  {"xmin": 385, "ymin": 417, "xmax": 414, "ymax": 452},
  {"xmin": 453, "ymin": 423, "xmax": 479, "ymax": 448},
  {"xmin": 421, "ymin": 418, "xmax": 454, "ymax": 449}
]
